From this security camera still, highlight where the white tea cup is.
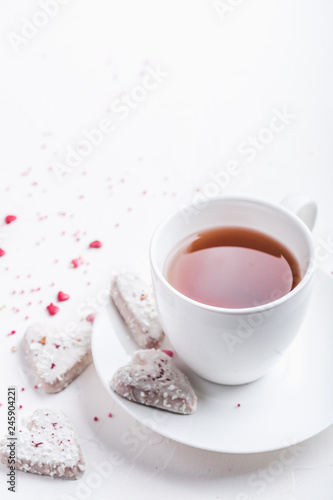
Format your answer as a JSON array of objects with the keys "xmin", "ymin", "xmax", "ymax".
[{"xmin": 150, "ymin": 195, "xmax": 317, "ymax": 385}]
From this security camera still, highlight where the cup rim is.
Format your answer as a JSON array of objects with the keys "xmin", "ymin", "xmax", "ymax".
[{"xmin": 149, "ymin": 195, "xmax": 316, "ymax": 315}]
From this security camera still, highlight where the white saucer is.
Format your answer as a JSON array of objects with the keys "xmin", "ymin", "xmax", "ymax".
[{"xmin": 91, "ymin": 269, "xmax": 333, "ymax": 454}]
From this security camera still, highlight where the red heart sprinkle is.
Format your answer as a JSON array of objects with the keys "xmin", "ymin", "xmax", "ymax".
[
  {"xmin": 0, "ymin": 249, "xmax": 5, "ymax": 257},
  {"xmin": 46, "ymin": 303, "xmax": 59, "ymax": 316},
  {"xmin": 57, "ymin": 291, "xmax": 70, "ymax": 302},
  {"xmin": 51, "ymin": 363, "xmax": 55, "ymax": 369},
  {"xmin": 5, "ymin": 215, "xmax": 17, "ymax": 224},
  {"xmin": 161, "ymin": 349, "xmax": 174, "ymax": 357},
  {"xmin": 71, "ymin": 257, "xmax": 84, "ymax": 268},
  {"xmin": 89, "ymin": 240, "xmax": 102, "ymax": 248}
]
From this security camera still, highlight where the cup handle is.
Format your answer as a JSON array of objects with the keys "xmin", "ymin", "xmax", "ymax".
[{"xmin": 280, "ymin": 193, "xmax": 317, "ymax": 231}]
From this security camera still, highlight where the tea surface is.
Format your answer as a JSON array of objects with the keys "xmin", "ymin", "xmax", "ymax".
[{"xmin": 165, "ymin": 226, "xmax": 301, "ymax": 308}]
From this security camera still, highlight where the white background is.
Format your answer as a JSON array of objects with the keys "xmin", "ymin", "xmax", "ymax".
[{"xmin": 1, "ymin": 0, "xmax": 333, "ymax": 498}]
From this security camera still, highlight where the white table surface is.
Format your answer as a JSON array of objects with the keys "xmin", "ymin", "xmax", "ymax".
[{"xmin": 1, "ymin": 1, "xmax": 333, "ymax": 498}]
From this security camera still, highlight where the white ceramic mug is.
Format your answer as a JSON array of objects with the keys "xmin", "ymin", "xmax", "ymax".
[{"xmin": 150, "ymin": 195, "xmax": 317, "ymax": 385}]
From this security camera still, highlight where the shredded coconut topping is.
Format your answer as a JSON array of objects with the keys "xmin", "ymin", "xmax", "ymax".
[
  {"xmin": 0, "ymin": 408, "xmax": 85, "ymax": 479},
  {"xmin": 24, "ymin": 321, "xmax": 92, "ymax": 392},
  {"xmin": 110, "ymin": 273, "xmax": 164, "ymax": 348},
  {"xmin": 110, "ymin": 349, "xmax": 197, "ymax": 415}
]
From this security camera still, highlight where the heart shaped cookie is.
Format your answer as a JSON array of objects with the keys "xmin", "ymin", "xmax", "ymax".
[
  {"xmin": 110, "ymin": 349, "xmax": 197, "ymax": 414},
  {"xmin": 0, "ymin": 408, "xmax": 85, "ymax": 479},
  {"xmin": 110, "ymin": 272, "xmax": 164, "ymax": 349},
  {"xmin": 24, "ymin": 321, "xmax": 92, "ymax": 393}
]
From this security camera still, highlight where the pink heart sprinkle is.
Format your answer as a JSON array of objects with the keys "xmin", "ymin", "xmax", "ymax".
[
  {"xmin": 5, "ymin": 215, "xmax": 17, "ymax": 224},
  {"xmin": 57, "ymin": 291, "xmax": 70, "ymax": 302},
  {"xmin": 0, "ymin": 249, "xmax": 5, "ymax": 257},
  {"xmin": 71, "ymin": 257, "xmax": 84, "ymax": 268},
  {"xmin": 161, "ymin": 349, "xmax": 174, "ymax": 357},
  {"xmin": 89, "ymin": 240, "xmax": 102, "ymax": 248},
  {"xmin": 46, "ymin": 303, "xmax": 59, "ymax": 316},
  {"xmin": 86, "ymin": 313, "xmax": 95, "ymax": 323}
]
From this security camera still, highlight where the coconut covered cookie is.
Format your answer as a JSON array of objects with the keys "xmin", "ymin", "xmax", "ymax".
[
  {"xmin": 110, "ymin": 349, "xmax": 197, "ymax": 415},
  {"xmin": 110, "ymin": 273, "xmax": 164, "ymax": 349},
  {"xmin": 0, "ymin": 408, "xmax": 85, "ymax": 479},
  {"xmin": 23, "ymin": 321, "xmax": 92, "ymax": 393}
]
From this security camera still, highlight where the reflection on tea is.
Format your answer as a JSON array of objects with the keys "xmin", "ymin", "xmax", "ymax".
[{"xmin": 165, "ymin": 226, "xmax": 301, "ymax": 308}]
